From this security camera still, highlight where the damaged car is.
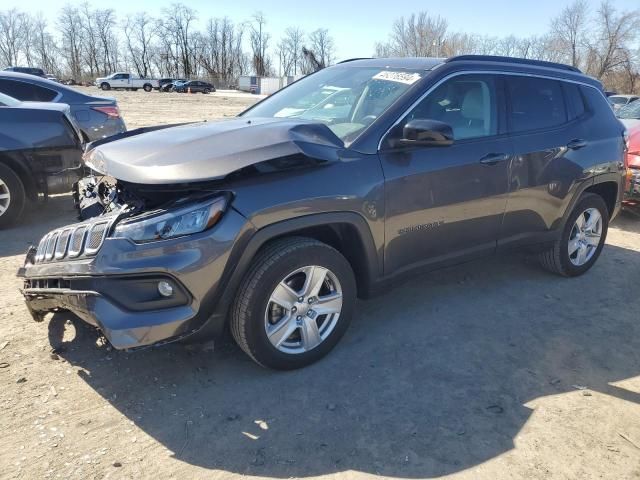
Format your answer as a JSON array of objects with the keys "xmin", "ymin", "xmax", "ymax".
[
  {"xmin": 0, "ymin": 91, "xmax": 83, "ymax": 227},
  {"xmin": 20, "ymin": 56, "xmax": 626, "ymax": 369}
]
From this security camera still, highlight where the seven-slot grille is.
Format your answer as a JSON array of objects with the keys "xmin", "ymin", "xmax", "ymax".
[{"xmin": 34, "ymin": 220, "xmax": 111, "ymax": 263}]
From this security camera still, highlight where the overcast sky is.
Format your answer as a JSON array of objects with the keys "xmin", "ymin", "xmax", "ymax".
[{"xmin": 21, "ymin": 0, "xmax": 640, "ymax": 60}]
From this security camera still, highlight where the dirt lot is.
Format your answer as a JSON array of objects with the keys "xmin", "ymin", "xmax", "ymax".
[{"xmin": 2, "ymin": 89, "xmax": 640, "ymax": 480}]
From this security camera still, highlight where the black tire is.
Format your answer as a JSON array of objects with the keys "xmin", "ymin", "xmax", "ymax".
[
  {"xmin": 231, "ymin": 237, "xmax": 356, "ymax": 370},
  {"xmin": 203, "ymin": 88, "xmax": 211, "ymax": 94},
  {"xmin": 100, "ymin": 82, "xmax": 110, "ymax": 91},
  {"xmin": 539, "ymin": 193, "xmax": 609, "ymax": 277},
  {"xmin": 143, "ymin": 84, "xmax": 152, "ymax": 92},
  {"xmin": 0, "ymin": 163, "xmax": 26, "ymax": 228}
]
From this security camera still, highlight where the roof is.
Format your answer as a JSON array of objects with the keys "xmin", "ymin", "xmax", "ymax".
[
  {"xmin": 338, "ymin": 57, "xmax": 445, "ymax": 70},
  {"xmin": 339, "ymin": 55, "xmax": 583, "ymax": 75}
]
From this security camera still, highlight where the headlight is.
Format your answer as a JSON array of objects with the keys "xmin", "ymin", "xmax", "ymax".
[{"xmin": 113, "ymin": 196, "xmax": 227, "ymax": 243}]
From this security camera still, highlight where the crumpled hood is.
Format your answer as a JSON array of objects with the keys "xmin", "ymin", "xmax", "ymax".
[{"xmin": 84, "ymin": 117, "xmax": 344, "ymax": 184}]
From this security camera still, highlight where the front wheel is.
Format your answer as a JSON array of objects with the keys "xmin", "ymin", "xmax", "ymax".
[
  {"xmin": 231, "ymin": 237, "xmax": 356, "ymax": 370},
  {"xmin": 539, "ymin": 193, "xmax": 609, "ymax": 276},
  {"xmin": 203, "ymin": 88, "xmax": 211, "ymax": 94},
  {"xmin": 143, "ymin": 84, "xmax": 152, "ymax": 92}
]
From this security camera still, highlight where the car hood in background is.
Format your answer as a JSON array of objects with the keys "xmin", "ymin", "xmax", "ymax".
[{"xmin": 83, "ymin": 117, "xmax": 345, "ymax": 184}]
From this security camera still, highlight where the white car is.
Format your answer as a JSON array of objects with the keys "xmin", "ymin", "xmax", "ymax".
[{"xmin": 95, "ymin": 73, "xmax": 159, "ymax": 92}]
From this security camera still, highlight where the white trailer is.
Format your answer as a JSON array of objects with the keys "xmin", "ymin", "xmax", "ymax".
[{"xmin": 238, "ymin": 76, "xmax": 283, "ymax": 95}]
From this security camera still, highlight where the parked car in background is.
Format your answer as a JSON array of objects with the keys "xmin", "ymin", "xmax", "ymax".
[
  {"xmin": 609, "ymin": 94, "xmax": 639, "ymax": 111},
  {"xmin": 0, "ymin": 72, "xmax": 126, "ymax": 142},
  {"xmin": 0, "ymin": 91, "xmax": 83, "ymax": 227},
  {"xmin": 174, "ymin": 80, "xmax": 215, "ymax": 93},
  {"xmin": 95, "ymin": 73, "xmax": 159, "ymax": 92},
  {"xmin": 616, "ymin": 100, "xmax": 640, "ymax": 201},
  {"xmin": 45, "ymin": 74, "xmax": 58, "ymax": 83},
  {"xmin": 161, "ymin": 78, "xmax": 187, "ymax": 92},
  {"xmin": 3, "ymin": 66, "xmax": 47, "ymax": 78},
  {"xmin": 20, "ymin": 55, "xmax": 626, "ymax": 369}
]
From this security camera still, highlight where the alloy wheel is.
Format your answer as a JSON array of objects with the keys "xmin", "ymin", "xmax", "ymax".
[
  {"xmin": 264, "ymin": 265, "xmax": 343, "ymax": 354},
  {"xmin": 568, "ymin": 207, "xmax": 603, "ymax": 266},
  {"xmin": 0, "ymin": 178, "xmax": 10, "ymax": 217}
]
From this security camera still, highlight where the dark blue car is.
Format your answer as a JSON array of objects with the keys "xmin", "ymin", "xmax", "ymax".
[{"xmin": 0, "ymin": 72, "xmax": 126, "ymax": 141}]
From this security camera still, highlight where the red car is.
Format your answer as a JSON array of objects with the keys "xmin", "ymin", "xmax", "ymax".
[{"xmin": 617, "ymin": 101, "xmax": 640, "ymax": 203}]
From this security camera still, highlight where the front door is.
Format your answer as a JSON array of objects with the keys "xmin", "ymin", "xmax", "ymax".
[{"xmin": 378, "ymin": 73, "xmax": 512, "ymax": 275}]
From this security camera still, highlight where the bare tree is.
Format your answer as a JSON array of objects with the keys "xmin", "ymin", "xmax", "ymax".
[
  {"xmin": 587, "ymin": 1, "xmax": 640, "ymax": 78},
  {"xmin": 551, "ymin": 0, "xmax": 589, "ymax": 67},
  {"xmin": 160, "ymin": 3, "xmax": 197, "ymax": 77},
  {"xmin": 375, "ymin": 12, "xmax": 447, "ymax": 57},
  {"xmin": 0, "ymin": 9, "xmax": 27, "ymax": 67},
  {"xmin": 32, "ymin": 15, "xmax": 60, "ymax": 75},
  {"xmin": 199, "ymin": 17, "xmax": 246, "ymax": 85},
  {"xmin": 277, "ymin": 27, "xmax": 304, "ymax": 76},
  {"xmin": 58, "ymin": 5, "xmax": 84, "ymax": 80},
  {"xmin": 95, "ymin": 8, "xmax": 117, "ymax": 74},
  {"xmin": 123, "ymin": 13, "xmax": 155, "ymax": 77},
  {"xmin": 249, "ymin": 12, "xmax": 271, "ymax": 76},
  {"xmin": 308, "ymin": 29, "xmax": 335, "ymax": 68}
]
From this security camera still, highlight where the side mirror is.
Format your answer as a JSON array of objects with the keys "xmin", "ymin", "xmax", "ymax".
[{"xmin": 395, "ymin": 119, "xmax": 454, "ymax": 147}]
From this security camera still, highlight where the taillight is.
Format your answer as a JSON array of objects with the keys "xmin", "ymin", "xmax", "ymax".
[{"xmin": 92, "ymin": 106, "xmax": 120, "ymax": 118}]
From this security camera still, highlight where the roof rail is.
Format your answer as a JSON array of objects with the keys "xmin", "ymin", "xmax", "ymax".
[
  {"xmin": 338, "ymin": 58, "xmax": 373, "ymax": 64},
  {"xmin": 446, "ymin": 55, "xmax": 581, "ymax": 73}
]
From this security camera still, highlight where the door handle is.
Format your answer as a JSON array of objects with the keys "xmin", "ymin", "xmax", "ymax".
[
  {"xmin": 567, "ymin": 139, "xmax": 587, "ymax": 150},
  {"xmin": 479, "ymin": 153, "xmax": 509, "ymax": 165}
]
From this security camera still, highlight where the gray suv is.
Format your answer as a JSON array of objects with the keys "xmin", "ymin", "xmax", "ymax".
[{"xmin": 20, "ymin": 56, "xmax": 627, "ymax": 369}]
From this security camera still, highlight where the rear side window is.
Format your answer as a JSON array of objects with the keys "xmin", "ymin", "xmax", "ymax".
[
  {"xmin": 563, "ymin": 83, "xmax": 586, "ymax": 120},
  {"xmin": 0, "ymin": 79, "xmax": 57, "ymax": 102},
  {"xmin": 506, "ymin": 76, "xmax": 567, "ymax": 132}
]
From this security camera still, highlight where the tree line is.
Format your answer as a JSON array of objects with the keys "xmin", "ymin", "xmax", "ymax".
[
  {"xmin": 0, "ymin": 3, "xmax": 336, "ymax": 86},
  {"xmin": 0, "ymin": 1, "xmax": 638, "ymax": 93},
  {"xmin": 375, "ymin": 1, "xmax": 640, "ymax": 93}
]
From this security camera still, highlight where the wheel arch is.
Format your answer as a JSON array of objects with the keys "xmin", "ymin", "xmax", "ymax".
[
  {"xmin": 197, "ymin": 212, "xmax": 381, "ymax": 340},
  {"xmin": 559, "ymin": 175, "xmax": 621, "ymax": 228},
  {"xmin": 0, "ymin": 152, "xmax": 38, "ymax": 201}
]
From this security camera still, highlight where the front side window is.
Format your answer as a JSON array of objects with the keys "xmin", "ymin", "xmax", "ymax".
[
  {"xmin": 242, "ymin": 66, "xmax": 424, "ymax": 143},
  {"xmin": 405, "ymin": 74, "xmax": 498, "ymax": 140},
  {"xmin": 0, "ymin": 79, "xmax": 57, "ymax": 102},
  {"xmin": 507, "ymin": 76, "xmax": 567, "ymax": 132}
]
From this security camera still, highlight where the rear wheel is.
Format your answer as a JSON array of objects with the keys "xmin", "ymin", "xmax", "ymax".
[
  {"xmin": 143, "ymin": 84, "xmax": 152, "ymax": 92},
  {"xmin": 0, "ymin": 163, "xmax": 26, "ymax": 228},
  {"xmin": 539, "ymin": 193, "xmax": 609, "ymax": 276},
  {"xmin": 100, "ymin": 82, "xmax": 110, "ymax": 91},
  {"xmin": 231, "ymin": 237, "xmax": 356, "ymax": 370}
]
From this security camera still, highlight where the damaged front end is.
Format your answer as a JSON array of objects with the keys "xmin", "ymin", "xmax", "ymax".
[{"xmin": 19, "ymin": 117, "xmax": 345, "ymax": 349}]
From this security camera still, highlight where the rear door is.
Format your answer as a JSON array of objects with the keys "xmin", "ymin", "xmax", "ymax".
[
  {"xmin": 499, "ymin": 75, "xmax": 588, "ymax": 246},
  {"xmin": 379, "ymin": 73, "xmax": 512, "ymax": 275}
]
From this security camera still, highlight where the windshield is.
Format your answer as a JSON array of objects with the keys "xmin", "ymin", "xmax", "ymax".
[
  {"xmin": 0, "ymin": 91, "xmax": 20, "ymax": 107},
  {"xmin": 609, "ymin": 96, "xmax": 629, "ymax": 105},
  {"xmin": 242, "ymin": 66, "xmax": 424, "ymax": 143},
  {"xmin": 617, "ymin": 100, "xmax": 640, "ymax": 119}
]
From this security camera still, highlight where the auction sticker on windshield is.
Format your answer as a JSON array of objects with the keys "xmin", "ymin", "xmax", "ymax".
[{"xmin": 373, "ymin": 71, "xmax": 422, "ymax": 85}]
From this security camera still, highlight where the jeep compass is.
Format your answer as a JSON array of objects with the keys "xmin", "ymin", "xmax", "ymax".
[{"xmin": 20, "ymin": 56, "xmax": 626, "ymax": 369}]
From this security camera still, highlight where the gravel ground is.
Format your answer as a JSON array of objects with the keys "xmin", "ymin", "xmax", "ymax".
[{"xmin": 1, "ymin": 88, "xmax": 640, "ymax": 479}]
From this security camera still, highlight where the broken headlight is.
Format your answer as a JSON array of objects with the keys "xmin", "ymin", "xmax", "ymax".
[{"xmin": 113, "ymin": 196, "xmax": 227, "ymax": 243}]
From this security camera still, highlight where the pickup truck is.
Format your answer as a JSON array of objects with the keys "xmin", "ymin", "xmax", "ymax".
[{"xmin": 95, "ymin": 73, "xmax": 159, "ymax": 92}]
